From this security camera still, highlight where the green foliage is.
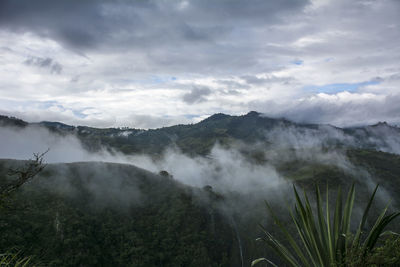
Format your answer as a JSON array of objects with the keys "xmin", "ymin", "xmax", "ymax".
[
  {"xmin": 253, "ymin": 184, "xmax": 400, "ymax": 267},
  {"xmin": 0, "ymin": 161, "xmax": 233, "ymax": 266},
  {"xmin": 0, "ymin": 251, "xmax": 32, "ymax": 267},
  {"xmin": 33, "ymin": 111, "xmax": 287, "ymax": 155},
  {"xmin": 359, "ymin": 235, "xmax": 400, "ymax": 266},
  {"xmin": 3, "ymin": 113, "xmax": 400, "ymax": 158},
  {"xmin": 0, "ymin": 154, "xmax": 46, "ymax": 267}
]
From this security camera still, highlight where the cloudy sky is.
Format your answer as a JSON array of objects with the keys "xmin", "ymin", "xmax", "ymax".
[{"xmin": 0, "ymin": 0, "xmax": 399, "ymax": 128}]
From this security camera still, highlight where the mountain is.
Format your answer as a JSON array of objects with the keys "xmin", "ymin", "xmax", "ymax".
[
  {"xmin": 1, "ymin": 113, "xmax": 400, "ymax": 266},
  {"xmin": 0, "ymin": 115, "xmax": 28, "ymax": 127},
  {"xmin": 1, "ymin": 112, "xmax": 400, "ymax": 156}
]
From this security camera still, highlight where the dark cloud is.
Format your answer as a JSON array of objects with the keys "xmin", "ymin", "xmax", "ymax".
[
  {"xmin": 24, "ymin": 56, "xmax": 63, "ymax": 74},
  {"xmin": 0, "ymin": 0, "xmax": 309, "ymax": 74},
  {"xmin": 0, "ymin": 0, "xmax": 307, "ymax": 50},
  {"xmin": 182, "ymin": 86, "xmax": 212, "ymax": 104},
  {"xmin": 0, "ymin": 0, "xmax": 108, "ymax": 49}
]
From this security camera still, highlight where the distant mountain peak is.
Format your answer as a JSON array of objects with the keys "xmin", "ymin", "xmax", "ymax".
[
  {"xmin": 374, "ymin": 121, "xmax": 388, "ymax": 126},
  {"xmin": 0, "ymin": 115, "xmax": 28, "ymax": 127},
  {"xmin": 201, "ymin": 111, "xmax": 262, "ymax": 123},
  {"xmin": 245, "ymin": 111, "xmax": 261, "ymax": 117},
  {"xmin": 201, "ymin": 113, "xmax": 230, "ymax": 122},
  {"xmin": 368, "ymin": 121, "xmax": 396, "ymax": 129}
]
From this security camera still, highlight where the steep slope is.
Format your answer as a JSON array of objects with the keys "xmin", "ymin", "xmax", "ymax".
[
  {"xmin": 1, "ymin": 148, "xmax": 400, "ymax": 266},
  {"xmin": 0, "ymin": 160, "xmax": 236, "ymax": 266}
]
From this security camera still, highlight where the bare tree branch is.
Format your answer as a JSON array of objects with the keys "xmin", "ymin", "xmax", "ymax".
[{"xmin": 0, "ymin": 149, "xmax": 48, "ymax": 198}]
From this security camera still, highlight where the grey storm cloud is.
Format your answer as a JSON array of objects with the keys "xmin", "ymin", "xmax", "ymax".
[
  {"xmin": 0, "ymin": 0, "xmax": 109, "ymax": 50},
  {"xmin": 24, "ymin": 56, "xmax": 63, "ymax": 74},
  {"xmin": 1, "ymin": 0, "xmax": 398, "ymax": 75},
  {"xmin": 182, "ymin": 86, "xmax": 212, "ymax": 104},
  {"xmin": 0, "ymin": 0, "xmax": 309, "ymax": 73},
  {"xmin": 0, "ymin": 0, "xmax": 306, "ymax": 49}
]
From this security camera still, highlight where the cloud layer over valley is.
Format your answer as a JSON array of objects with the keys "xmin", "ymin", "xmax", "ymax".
[{"xmin": 2, "ymin": 120, "xmax": 399, "ymax": 202}]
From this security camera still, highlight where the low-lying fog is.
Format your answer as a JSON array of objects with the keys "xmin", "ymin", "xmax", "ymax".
[{"xmin": 0, "ymin": 123, "xmax": 398, "ymax": 201}]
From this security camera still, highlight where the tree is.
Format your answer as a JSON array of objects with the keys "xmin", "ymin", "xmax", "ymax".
[
  {"xmin": 0, "ymin": 150, "xmax": 47, "ymax": 199},
  {"xmin": 0, "ymin": 151, "xmax": 47, "ymax": 266}
]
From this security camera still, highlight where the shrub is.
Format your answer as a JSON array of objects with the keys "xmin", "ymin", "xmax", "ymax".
[{"xmin": 253, "ymin": 184, "xmax": 400, "ymax": 267}]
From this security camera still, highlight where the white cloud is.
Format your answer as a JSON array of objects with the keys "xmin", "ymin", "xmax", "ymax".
[
  {"xmin": 0, "ymin": 0, "xmax": 399, "ymax": 127},
  {"xmin": 251, "ymin": 91, "xmax": 400, "ymax": 127}
]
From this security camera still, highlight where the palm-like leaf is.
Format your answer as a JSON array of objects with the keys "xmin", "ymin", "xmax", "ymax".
[
  {"xmin": 0, "ymin": 252, "xmax": 32, "ymax": 267},
  {"xmin": 252, "ymin": 184, "xmax": 400, "ymax": 267}
]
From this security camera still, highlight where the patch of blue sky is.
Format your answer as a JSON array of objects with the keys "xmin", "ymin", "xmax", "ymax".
[
  {"xmin": 0, "ymin": 98, "xmax": 30, "ymax": 109},
  {"xmin": 0, "ymin": 99, "xmax": 87, "ymax": 120},
  {"xmin": 72, "ymin": 109, "xmax": 88, "ymax": 118},
  {"xmin": 37, "ymin": 100, "xmax": 88, "ymax": 118},
  {"xmin": 292, "ymin": 59, "xmax": 303, "ymax": 65},
  {"xmin": 184, "ymin": 114, "xmax": 200, "ymax": 119},
  {"xmin": 37, "ymin": 100, "xmax": 59, "ymax": 109},
  {"xmin": 0, "ymin": 99, "xmax": 30, "ymax": 108},
  {"xmin": 122, "ymin": 75, "xmax": 177, "ymax": 85},
  {"xmin": 303, "ymin": 80, "xmax": 380, "ymax": 94},
  {"xmin": 149, "ymin": 75, "xmax": 163, "ymax": 84},
  {"xmin": 149, "ymin": 75, "xmax": 178, "ymax": 84}
]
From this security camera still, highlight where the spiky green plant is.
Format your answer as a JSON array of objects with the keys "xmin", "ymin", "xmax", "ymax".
[
  {"xmin": 252, "ymin": 184, "xmax": 400, "ymax": 267},
  {"xmin": 0, "ymin": 252, "xmax": 32, "ymax": 266}
]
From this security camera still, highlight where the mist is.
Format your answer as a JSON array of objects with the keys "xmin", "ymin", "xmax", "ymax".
[
  {"xmin": 0, "ymin": 125, "xmax": 105, "ymax": 163},
  {"xmin": 262, "ymin": 123, "xmax": 396, "ymax": 203},
  {"xmin": 0, "ymin": 125, "xmax": 288, "ymax": 197},
  {"xmin": 0, "ymin": 120, "xmax": 397, "ymax": 256},
  {"xmin": 0, "ymin": 122, "xmax": 394, "ymax": 202}
]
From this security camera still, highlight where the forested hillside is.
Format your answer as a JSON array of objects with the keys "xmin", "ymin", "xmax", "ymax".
[
  {"xmin": 1, "ymin": 150, "xmax": 400, "ymax": 265},
  {"xmin": 1, "ymin": 113, "xmax": 400, "ymax": 266},
  {"xmin": 0, "ymin": 160, "xmax": 236, "ymax": 266},
  {"xmin": 2, "ymin": 112, "xmax": 400, "ymax": 156}
]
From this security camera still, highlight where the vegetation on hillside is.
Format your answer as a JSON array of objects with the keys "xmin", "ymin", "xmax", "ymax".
[
  {"xmin": 1, "ymin": 114, "xmax": 400, "ymax": 266},
  {"xmin": 0, "ymin": 161, "xmax": 235, "ymax": 266},
  {"xmin": 0, "ymin": 153, "xmax": 47, "ymax": 267},
  {"xmin": 0, "ymin": 151, "xmax": 46, "ymax": 199},
  {"xmin": 2, "ymin": 112, "xmax": 399, "ymax": 156}
]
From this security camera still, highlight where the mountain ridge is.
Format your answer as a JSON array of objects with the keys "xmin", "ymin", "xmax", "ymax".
[
  {"xmin": 1, "ymin": 112, "xmax": 400, "ymax": 156},
  {"xmin": 2, "ymin": 111, "xmax": 399, "ymax": 131}
]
